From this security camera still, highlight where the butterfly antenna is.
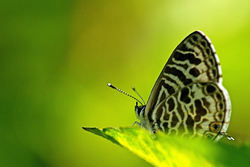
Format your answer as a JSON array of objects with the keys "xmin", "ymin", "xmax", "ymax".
[
  {"xmin": 107, "ymin": 83, "xmax": 144, "ymax": 106},
  {"xmin": 132, "ymin": 86, "xmax": 145, "ymax": 105}
]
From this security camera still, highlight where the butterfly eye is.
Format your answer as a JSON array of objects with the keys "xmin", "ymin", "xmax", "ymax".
[
  {"xmin": 135, "ymin": 102, "xmax": 145, "ymax": 117},
  {"xmin": 210, "ymin": 122, "xmax": 221, "ymax": 133}
]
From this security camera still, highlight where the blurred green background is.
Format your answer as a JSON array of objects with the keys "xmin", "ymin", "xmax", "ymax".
[{"xmin": 1, "ymin": 0, "xmax": 250, "ymax": 166}]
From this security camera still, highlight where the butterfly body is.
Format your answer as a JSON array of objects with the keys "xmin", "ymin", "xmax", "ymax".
[{"xmin": 135, "ymin": 30, "xmax": 232, "ymax": 141}]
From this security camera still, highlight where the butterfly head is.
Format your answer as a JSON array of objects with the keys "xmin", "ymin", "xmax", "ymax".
[{"xmin": 135, "ymin": 102, "xmax": 146, "ymax": 119}]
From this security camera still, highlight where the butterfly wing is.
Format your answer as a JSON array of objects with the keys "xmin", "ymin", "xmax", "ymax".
[
  {"xmin": 146, "ymin": 31, "xmax": 223, "ymax": 113},
  {"xmin": 142, "ymin": 30, "xmax": 231, "ymax": 140},
  {"xmin": 149, "ymin": 82, "xmax": 230, "ymax": 141}
]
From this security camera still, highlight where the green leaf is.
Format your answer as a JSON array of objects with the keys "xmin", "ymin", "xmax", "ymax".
[{"xmin": 83, "ymin": 127, "xmax": 250, "ymax": 167}]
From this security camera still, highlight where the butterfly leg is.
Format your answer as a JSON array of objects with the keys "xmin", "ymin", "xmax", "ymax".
[
  {"xmin": 133, "ymin": 121, "xmax": 142, "ymax": 127},
  {"xmin": 220, "ymin": 132, "xmax": 235, "ymax": 140}
]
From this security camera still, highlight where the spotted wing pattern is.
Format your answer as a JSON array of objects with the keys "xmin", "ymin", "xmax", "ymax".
[{"xmin": 137, "ymin": 30, "xmax": 231, "ymax": 141}]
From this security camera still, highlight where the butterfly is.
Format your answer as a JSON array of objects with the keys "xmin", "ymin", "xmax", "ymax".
[{"xmin": 109, "ymin": 30, "xmax": 233, "ymax": 141}]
